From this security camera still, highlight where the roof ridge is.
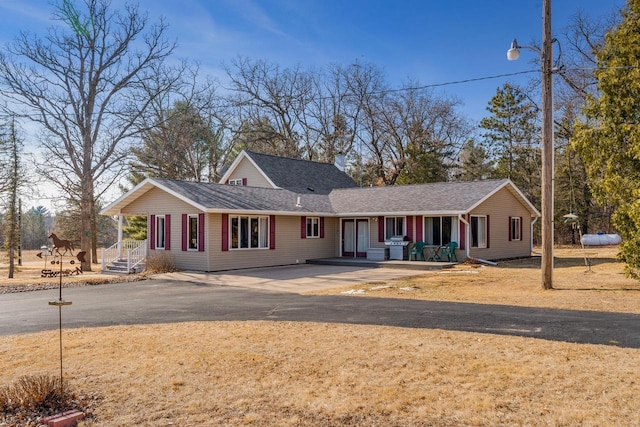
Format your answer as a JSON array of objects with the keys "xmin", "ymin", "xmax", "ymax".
[{"xmin": 245, "ymin": 150, "xmax": 335, "ymax": 166}]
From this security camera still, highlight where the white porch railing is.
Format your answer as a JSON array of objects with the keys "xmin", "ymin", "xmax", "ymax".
[
  {"xmin": 101, "ymin": 239, "xmax": 146, "ymax": 273},
  {"xmin": 127, "ymin": 240, "xmax": 147, "ymax": 273}
]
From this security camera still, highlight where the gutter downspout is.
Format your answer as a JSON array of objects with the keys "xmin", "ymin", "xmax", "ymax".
[
  {"xmin": 459, "ymin": 213, "xmax": 497, "ymax": 267},
  {"xmin": 458, "ymin": 214, "xmax": 470, "ymax": 260},
  {"xmin": 531, "ymin": 217, "xmax": 540, "ymax": 255}
]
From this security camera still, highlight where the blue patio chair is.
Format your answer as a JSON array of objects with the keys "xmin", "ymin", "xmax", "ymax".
[
  {"xmin": 440, "ymin": 241, "xmax": 458, "ymax": 262},
  {"xmin": 409, "ymin": 241, "xmax": 426, "ymax": 261}
]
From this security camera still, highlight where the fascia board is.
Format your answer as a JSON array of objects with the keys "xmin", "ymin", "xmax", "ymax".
[
  {"xmin": 334, "ymin": 211, "xmax": 466, "ymax": 217},
  {"xmin": 465, "ymin": 180, "xmax": 541, "ymax": 217},
  {"xmin": 204, "ymin": 208, "xmax": 336, "ymax": 217},
  {"xmin": 100, "ymin": 178, "xmax": 155, "ymax": 216},
  {"xmin": 219, "ymin": 150, "xmax": 280, "ymax": 189}
]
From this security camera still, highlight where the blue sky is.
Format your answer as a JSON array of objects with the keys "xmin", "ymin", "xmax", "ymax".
[
  {"xmin": 0, "ymin": 0, "xmax": 627, "ymax": 211},
  {"xmin": 0, "ymin": 0, "xmax": 626, "ymax": 122}
]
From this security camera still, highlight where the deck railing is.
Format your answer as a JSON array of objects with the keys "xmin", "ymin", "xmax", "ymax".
[{"xmin": 101, "ymin": 239, "xmax": 146, "ymax": 272}]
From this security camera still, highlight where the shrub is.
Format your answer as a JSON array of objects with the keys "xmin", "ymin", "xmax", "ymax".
[
  {"xmin": 145, "ymin": 251, "xmax": 177, "ymax": 273},
  {"xmin": 0, "ymin": 374, "xmax": 72, "ymax": 414}
]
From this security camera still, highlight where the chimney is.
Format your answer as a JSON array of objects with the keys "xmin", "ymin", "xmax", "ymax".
[{"xmin": 334, "ymin": 153, "xmax": 345, "ymax": 171}]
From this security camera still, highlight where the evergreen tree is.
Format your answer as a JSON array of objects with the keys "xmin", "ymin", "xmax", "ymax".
[
  {"xmin": 480, "ymin": 83, "xmax": 541, "ymax": 206},
  {"xmin": 22, "ymin": 206, "xmax": 50, "ymax": 250},
  {"xmin": 572, "ymin": 0, "xmax": 640, "ymax": 277},
  {"xmin": 131, "ymin": 101, "xmax": 224, "ymax": 182},
  {"xmin": 456, "ymin": 139, "xmax": 493, "ymax": 181}
]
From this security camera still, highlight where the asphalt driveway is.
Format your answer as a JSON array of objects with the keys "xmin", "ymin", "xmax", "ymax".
[{"xmin": 1, "ymin": 264, "xmax": 639, "ymax": 348}]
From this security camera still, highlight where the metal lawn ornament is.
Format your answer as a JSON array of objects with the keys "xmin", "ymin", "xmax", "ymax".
[{"xmin": 46, "ymin": 232, "xmax": 84, "ymax": 412}]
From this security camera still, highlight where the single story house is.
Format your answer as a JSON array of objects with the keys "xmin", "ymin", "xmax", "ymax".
[{"xmin": 101, "ymin": 150, "xmax": 540, "ymax": 272}]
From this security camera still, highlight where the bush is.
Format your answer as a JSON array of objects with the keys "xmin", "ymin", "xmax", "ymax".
[
  {"xmin": 145, "ymin": 251, "xmax": 177, "ymax": 273},
  {"xmin": 0, "ymin": 374, "xmax": 72, "ymax": 414}
]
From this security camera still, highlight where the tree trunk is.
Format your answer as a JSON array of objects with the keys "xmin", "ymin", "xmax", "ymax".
[{"xmin": 80, "ymin": 176, "xmax": 94, "ymax": 271}]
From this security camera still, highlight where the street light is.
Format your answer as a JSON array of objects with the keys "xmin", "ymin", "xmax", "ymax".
[{"xmin": 507, "ymin": 0, "xmax": 554, "ymax": 290}]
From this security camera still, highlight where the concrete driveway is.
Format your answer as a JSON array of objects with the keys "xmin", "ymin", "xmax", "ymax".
[{"xmin": 151, "ymin": 264, "xmax": 423, "ymax": 293}]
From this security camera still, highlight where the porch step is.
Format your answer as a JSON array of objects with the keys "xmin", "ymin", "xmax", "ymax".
[{"xmin": 102, "ymin": 259, "xmax": 146, "ymax": 275}]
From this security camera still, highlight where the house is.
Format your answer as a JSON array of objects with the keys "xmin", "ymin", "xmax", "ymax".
[{"xmin": 100, "ymin": 150, "xmax": 540, "ymax": 272}]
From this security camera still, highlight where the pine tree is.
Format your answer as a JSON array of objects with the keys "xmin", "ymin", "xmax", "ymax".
[
  {"xmin": 572, "ymin": 0, "xmax": 640, "ymax": 277},
  {"xmin": 480, "ymin": 84, "xmax": 541, "ymax": 206}
]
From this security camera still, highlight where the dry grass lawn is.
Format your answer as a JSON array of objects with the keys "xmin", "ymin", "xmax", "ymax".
[
  {"xmin": 1, "ymin": 246, "xmax": 640, "ymax": 426},
  {"xmin": 313, "ymin": 246, "xmax": 640, "ymax": 314},
  {"xmin": 0, "ymin": 250, "xmax": 130, "ymax": 290}
]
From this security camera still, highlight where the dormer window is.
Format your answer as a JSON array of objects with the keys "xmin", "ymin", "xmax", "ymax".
[{"xmin": 228, "ymin": 179, "xmax": 244, "ymax": 186}]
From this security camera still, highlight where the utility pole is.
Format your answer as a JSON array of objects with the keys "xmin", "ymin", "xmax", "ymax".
[{"xmin": 540, "ymin": 0, "xmax": 554, "ymax": 289}]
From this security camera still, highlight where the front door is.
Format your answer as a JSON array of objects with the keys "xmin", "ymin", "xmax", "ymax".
[{"xmin": 342, "ymin": 219, "xmax": 369, "ymax": 258}]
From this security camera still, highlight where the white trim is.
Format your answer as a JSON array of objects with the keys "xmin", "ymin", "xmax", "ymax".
[
  {"xmin": 229, "ymin": 214, "xmax": 270, "ymax": 250},
  {"xmin": 155, "ymin": 214, "xmax": 166, "ymax": 249},
  {"xmin": 306, "ymin": 216, "xmax": 321, "ymax": 238},
  {"xmin": 100, "ymin": 177, "xmax": 209, "ymax": 216},
  {"xmin": 510, "ymin": 216, "xmax": 522, "ymax": 241},
  {"xmin": 218, "ymin": 150, "xmax": 279, "ymax": 189},
  {"xmin": 187, "ymin": 214, "xmax": 199, "ymax": 251},
  {"xmin": 470, "ymin": 214, "xmax": 488, "ymax": 249},
  {"xmin": 466, "ymin": 179, "xmax": 540, "ymax": 218}
]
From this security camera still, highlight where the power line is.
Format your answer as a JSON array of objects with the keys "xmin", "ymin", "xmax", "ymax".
[{"xmin": 383, "ymin": 70, "xmax": 539, "ymax": 93}]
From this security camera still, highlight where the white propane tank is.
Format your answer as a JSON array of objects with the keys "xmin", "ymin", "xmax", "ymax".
[{"xmin": 580, "ymin": 233, "xmax": 621, "ymax": 246}]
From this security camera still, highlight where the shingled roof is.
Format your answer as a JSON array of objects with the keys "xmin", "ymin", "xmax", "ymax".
[
  {"xmin": 243, "ymin": 151, "xmax": 358, "ymax": 194},
  {"xmin": 101, "ymin": 177, "xmax": 539, "ymax": 218},
  {"xmin": 329, "ymin": 179, "xmax": 538, "ymax": 216}
]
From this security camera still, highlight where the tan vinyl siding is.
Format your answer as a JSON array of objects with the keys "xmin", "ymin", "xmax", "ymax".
[
  {"xmin": 120, "ymin": 187, "xmax": 210, "ymax": 271},
  {"xmin": 226, "ymin": 157, "xmax": 273, "ymax": 188},
  {"xmin": 468, "ymin": 187, "xmax": 533, "ymax": 260},
  {"xmin": 209, "ymin": 215, "xmax": 338, "ymax": 271}
]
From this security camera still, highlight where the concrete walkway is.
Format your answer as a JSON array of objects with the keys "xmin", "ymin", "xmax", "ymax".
[{"xmin": 152, "ymin": 264, "xmax": 425, "ymax": 293}]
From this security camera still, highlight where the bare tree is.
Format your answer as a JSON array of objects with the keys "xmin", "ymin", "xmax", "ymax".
[
  {"xmin": 225, "ymin": 57, "xmax": 315, "ymax": 158},
  {"xmin": 0, "ymin": 0, "xmax": 178, "ymax": 270}
]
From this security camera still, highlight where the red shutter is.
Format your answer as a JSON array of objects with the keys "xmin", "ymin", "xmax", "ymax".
[
  {"xmin": 269, "ymin": 215, "xmax": 276, "ymax": 250},
  {"xmin": 415, "ymin": 216, "xmax": 423, "ymax": 242},
  {"xmin": 198, "ymin": 213, "xmax": 205, "ymax": 251},
  {"xmin": 182, "ymin": 214, "xmax": 188, "ymax": 251},
  {"xmin": 320, "ymin": 217, "xmax": 325, "ymax": 238},
  {"xmin": 301, "ymin": 216, "xmax": 307, "ymax": 239},
  {"xmin": 459, "ymin": 217, "xmax": 466, "ymax": 250},
  {"xmin": 486, "ymin": 215, "xmax": 490, "ymax": 248},
  {"xmin": 165, "ymin": 215, "xmax": 171, "ymax": 250},
  {"xmin": 242, "ymin": 178, "xmax": 247, "ymax": 186},
  {"xmin": 222, "ymin": 214, "xmax": 229, "ymax": 251},
  {"xmin": 378, "ymin": 216, "xmax": 384, "ymax": 242},
  {"xmin": 508, "ymin": 216, "xmax": 512, "ymax": 241},
  {"xmin": 407, "ymin": 216, "xmax": 414, "ymax": 241},
  {"xmin": 225, "ymin": 179, "xmax": 229, "ymax": 184},
  {"xmin": 150, "ymin": 215, "xmax": 156, "ymax": 250}
]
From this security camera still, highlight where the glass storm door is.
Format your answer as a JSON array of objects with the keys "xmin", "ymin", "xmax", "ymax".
[{"xmin": 342, "ymin": 219, "xmax": 368, "ymax": 258}]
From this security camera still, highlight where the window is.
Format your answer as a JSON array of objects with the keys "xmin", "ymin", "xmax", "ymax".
[
  {"xmin": 228, "ymin": 178, "xmax": 245, "ymax": 186},
  {"xmin": 230, "ymin": 215, "xmax": 269, "ymax": 249},
  {"xmin": 156, "ymin": 216, "xmax": 165, "ymax": 249},
  {"xmin": 385, "ymin": 216, "xmax": 405, "ymax": 239},
  {"xmin": 188, "ymin": 214, "xmax": 199, "ymax": 250},
  {"xmin": 471, "ymin": 215, "xmax": 487, "ymax": 248},
  {"xmin": 306, "ymin": 217, "xmax": 320, "ymax": 238},
  {"xmin": 511, "ymin": 217, "xmax": 522, "ymax": 241},
  {"xmin": 424, "ymin": 216, "xmax": 456, "ymax": 246}
]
